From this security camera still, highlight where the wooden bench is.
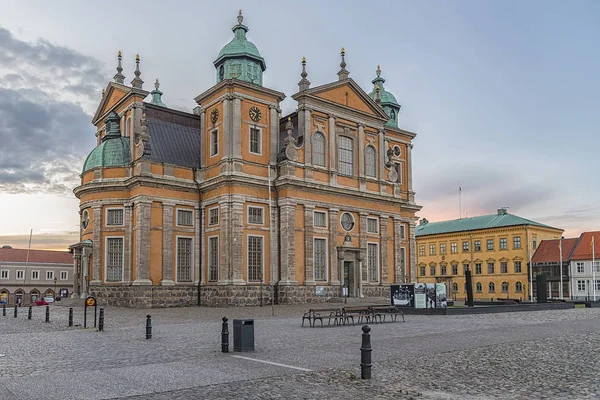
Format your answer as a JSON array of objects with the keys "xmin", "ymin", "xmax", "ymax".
[
  {"xmin": 301, "ymin": 308, "xmax": 343, "ymax": 327},
  {"xmin": 341, "ymin": 307, "xmax": 372, "ymax": 325},
  {"xmin": 369, "ymin": 305, "xmax": 405, "ymax": 322}
]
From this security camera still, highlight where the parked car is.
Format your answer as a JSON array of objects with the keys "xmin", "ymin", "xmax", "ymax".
[{"xmin": 35, "ymin": 299, "xmax": 48, "ymax": 306}]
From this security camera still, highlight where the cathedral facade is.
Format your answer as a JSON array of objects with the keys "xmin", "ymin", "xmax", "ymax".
[{"xmin": 69, "ymin": 11, "xmax": 422, "ymax": 307}]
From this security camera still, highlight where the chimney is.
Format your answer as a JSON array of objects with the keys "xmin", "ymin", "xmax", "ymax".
[{"xmin": 497, "ymin": 209, "xmax": 507, "ymax": 216}]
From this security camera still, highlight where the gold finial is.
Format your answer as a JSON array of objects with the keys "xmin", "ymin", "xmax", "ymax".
[
  {"xmin": 239, "ymin": 9, "xmax": 242, "ymax": 15},
  {"xmin": 377, "ymin": 64, "xmax": 380, "ymax": 70},
  {"xmin": 376, "ymin": 84, "xmax": 380, "ymax": 90},
  {"xmin": 288, "ymin": 116, "xmax": 291, "ymax": 121},
  {"xmin": 341, "ymin": 47, "xmax": 345, "ymax": 54},
  {"xmin": 102, "ymin": 89, "xmax": 105, "ymax": 96},
  {"xmin": 118, "ymin": 50, "xmax": 122, "ymax": 57},
  {"xmin": 302, "ymin": 57, "xmax": 306, "ymax": 63},
  {"xmin": 136, "ymin": 54, "xmax": 140, "ymax": 61}
]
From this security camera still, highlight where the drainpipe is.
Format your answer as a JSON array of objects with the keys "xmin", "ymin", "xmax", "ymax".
[{"xmin": 193, "ymin": 167, "xmax": 202, "ymax": 306}]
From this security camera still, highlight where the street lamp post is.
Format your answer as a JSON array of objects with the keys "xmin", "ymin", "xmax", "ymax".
[{"xmin": 53, "ymin": 277, "xmax": 57, "ymax": 299}]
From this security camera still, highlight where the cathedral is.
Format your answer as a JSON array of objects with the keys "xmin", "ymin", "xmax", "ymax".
[{"xmin": 69, "ymin": 11, "xmax": 422, "ymax": 307}]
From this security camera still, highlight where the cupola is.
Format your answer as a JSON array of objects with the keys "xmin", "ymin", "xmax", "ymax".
[{"xmin": 368, "ymin": 66, "xmax": 401, "ymax": 128}]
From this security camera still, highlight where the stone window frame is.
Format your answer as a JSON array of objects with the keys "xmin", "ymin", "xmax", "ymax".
[
  {"xmin": 419, "ymin": 265, "xmax": 426, "ymax": 276},
  {"xmin": 440, "ymin": 243, "xmax": 446, "ymax": 255},
  {"xmin": 476, "ymin": 282, "xmax": 482, "ymax": 293},
  {"xmin": 366, "ymin": 217, "xmax": 379, "ymax": 234},
  {"xmin": 394, "ymin": 161, "xmax": 403, "ymax": 184},
  {"xmin": 488, "ymin": 262, "xmax": 495, "ymax": 274},
  {"xmin": 124, "ymin": 116, "xmax": 132, "ymax": 138},
  {"xmin": 513, "ymin": 236, "xmax": 521, "ymax": 249},
  {"xmin": 499, "ymin": 238, "xmax": 507, "ymax": 250},
  {"xmin": 487, "ymin": 239, "xmax": 494, "ymax": 251},
  {"xmin": 208, "ymin": 235, "xmax": 219, "ymax": 282},
  {"xmin": 453, "ymin": 282, "xmax": 459, "ymax": 292},
  {"xmin": 60, "ymin": 271, "xmax": 68, "ymax": 281},
  {"xmin": 311, "ymin": 131, "xmax": 326, "ymax": 167},
  {"xmin": 462, "ymin": 241, "xmax": 469, "ymax": 252},
  {"xmin": 430, "ymin": 265, "xmax": 436, "ymax": 276},
  {"xmin": 31, "ymin": 270, "xmax": 40, "ymax": 280},
  {"xmin": 46, "ymin": 270, "xmax": 54, "ymax": 281},
  {"xmin": 175, "ymin": 235, "xmax": 194, "ymax": 283},
  {"xmin": 105, "ymin": 207, "xmax": 124, "ymax": 227},
  {"xmin": 365, "ymin": 145, "xmax": 377, "ymax": 178},
  {"xmin": 337, "ymin": 135, "xmax": 355, "ymax": 176},
  {"xmin": 451, "ymin": 242, "xmax": 458, "ymax": 254},
  {"xmin": 501, "ymin": 281, "xmax": 509, "ymax": 293},
  {"xmin": 429, "ymin": 244, "xmax": 436, "ymax": 256},
  {"xmin": 0, "ymin": 270, "xmax": 8, "ymax": 280},
  {"xmin": 16, "ymin": 270, "xmax": 24, "ymax": 280},
  {"xmin": 247, "ymin": 234, "xmax": 264, "ymax": 283},
  {"xmin": 176, "ymin": 208, "xmax": 194, "ymax": 228},
  {"xmin": 400, "ymin": 224, "xmax": 406, "ymax": 239},
  {"xmin": 514, "ymin": 261, "xmax": 522, "ymax": 273},
  {"xmin": 313, "ymin": 237, "xmax": 328, "ymax": 282},
  {"xmin": 208, "ymin": 207, "xmax": 219, "ymax": 227},
  {"xmin": 419, "ymin": 245, "xmax": 425, "ymax": 257},
  {"xmin": 500, "ymin": 262, "xmax": 508, "ymax": 274},
  {"xmin": 474, "ymin": 240, "xmax": 481, "ymax": 252},
  {"xmin": 515, "ymin": 281, "xmax": 523, "ymax": 293},
  {"xmin": 367, "ymin": 242, "xmax": 379, "ymax": 283},
  {"xmin": 210, "ymin": 127, "xmax": 219, "ymax": 158},
  {"xmin": 105, "ymin": 236, "xmax": 124, "ymax": 282},
  {"xmin": 475, "ymin": 263, "xmax": 482, "ymax": 275},
  {"xmin": 313, "ymin": 210, "xmax": 328, "ymax": 229},
  {"xmin": 452, "ymin": 264, "xmax": 459, "ymax": 275},
  {"xmin": 440, "ymin": 264, "xmax": 447, "ymax": 276},
  {"xmin": 248, "ymin": 126, "xmax": 263, "ymax": 156},
  {"xmin": 488, "ymin": 282, "xmax": 495, "ymax": 293},
  {"xmin": 247, "ymin": 205, "xmax": 265, "ymax": 226}
]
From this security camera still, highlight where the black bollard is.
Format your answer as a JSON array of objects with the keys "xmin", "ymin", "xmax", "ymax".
[
  {"xmin": 14, "ymin": 305, "xmax": 17, "ymax": 318},
  {"xmin": 45, "ymin": 305, "xmax": 50, "ymax": 323},
  {"xmin": 360, "ymin": 324, "xmax": 372, "ymax": 379},
  {"xmin": 98, "ymin": 308, "xmax": 104, "ymax": 332},
  {"xmin": 146, "ymin": 315, "xmax": 152, "ymax": 339},
  {"xmin": 28, "ymin": 306, "xmax": 32, "ymax": 320},
  {"xmin": 465, "ymin": 268, "xmax": 474, "ymax": 307},
  {"xmin": 221, "ymin": 317, "xmax": 229, "ymax": 353},
  {"xmin": 68, "ymin": 307, "xmax": 73, "ymax": 327},
  {"xmin": 2, "ymin": 304, "xmax": 5, "ymax": 316}
]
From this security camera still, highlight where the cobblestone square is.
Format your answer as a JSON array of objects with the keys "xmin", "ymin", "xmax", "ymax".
[{"xmin": 0, "ymin": 303, "xmax": 599, "ymax": 399}]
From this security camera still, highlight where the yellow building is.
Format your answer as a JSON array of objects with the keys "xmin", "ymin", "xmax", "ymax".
[
  {"xmin": 69, "ymin": 11, "xmax": 421, "ymax": 307},
  {"xmin": 415, "ymin": 209, "xmax": 563, "ymax": 300}
]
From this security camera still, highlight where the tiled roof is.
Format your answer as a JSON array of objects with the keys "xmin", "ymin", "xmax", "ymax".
[
  {"xmin": 532, "ymin": 238, "xmax": 578, "ymax": 264},
  {"xmin": 415, "ymin": 212, "xmax": 560, "ymax": 237},
  {"xmin": 570, "ymin": 231, "xmax": 600, "ymax": 261},
  {"xmin": 147, "ymin": 118, "xmax": 201, "ymax": 168},
  {"xmin": 0, "ymin": 248, "xmax": 72, "ymax": 264}
]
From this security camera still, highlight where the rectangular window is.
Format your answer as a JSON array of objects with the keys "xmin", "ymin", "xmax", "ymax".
[
  {"xmin": 430, "ymin": 265, "xmax": 436, "ymax": 276},
  {"xmin": 576, "ymin": 262, "xmax": 585, "ymax": 273},
  {"xmin": 419, "ymin": 245, "xmax": 425, "ymax": 257},
  {"xmin": 106, "ymin": 238, "xmax": 124, "ymax": 281},
  {"xmin": 106, "ymin": 209, "xmax": 124, "ymax": 226},
  {"xmin": 400, "ymin": 248, "xmax": 406, "ymax": 273},
  {"xmin": 420, "ymin": 266, "xmax": 426, "ymax": 276},
  {"xmin": 452, "ymin": 265, "xmax": 459, "ymax": 275},
  {"xmin": 367, "ymin": 218, "xmax": 379, "ymax": 234},
  {"xmin": 593, "ymin": 262, "xmax": 600, "ymax": 273},
  {"xmin": 595, "ymin": 280, "xmax": 600, "ymax": 291},
  {"xmin": 210, "ymin": 129, "xmax": 219, "ymax": 157},
  {"xmin": 16, "ymin": 270, "xmax": 24, "ymax": 280},
  {"xmin": 577, "ymin": 280, "xmax": 586, "ymax": 291},
  {"xmin": 46, "ymin": 271, "xmax": 54, "ymax": 280},
  {"xmin": 314, "ymin": 238, "xmax": 328, "ymax": 281},
  {"xmin": 32, "ymin": 270, "xmax": 39, "ymax": 280},
  {"xmin": 248, "ymin": 236, "xmax": 263, "ymax": 282},
  {"xmin": 176, "ymin": 237, "xmax": 193, "ymax": 282},
  {"xmin": 500, "ymin": 238, "xmax": 507, "ymax": 250},
  {"xmin": 395, "ymin": 162, "xmax": 403, "ymax": 184},
  {"xmin": 451, "ymin": 243, "xmax": 458, "ymax": 254},
  {"xmin": 514, "ymin": 261, "xmax": 522, "ymax": 273},
  {"xmin": 208, "ymin": 237, "xmax": 219, "ymax": 282},
  {"xmin": 533, "ymin": 237, "xmax": 537, "ymax": 249},
  {"xmin": 513, "ymin": 236, "xmax": 521, "ymax": 249},
  {"xmin": 488, "ymin": 263, "xmax": 495, "ymax": 274},
  {"xmin": 367, "ymin": 243, "xmax": 378, "ymax": 282},
  {"xmin": 462, "ymin": 241, "xmax": 469, "ymax": 252},
  {"xmin": 314, "ymin": 211, "xmax": 328, "ymax": 228},
  {"xmin": 60, "ymin": 271, "xmax": 68, "ymax": 280},
  {"xmin": 429, "ymin": 244, "xmax": 436, "ymax": 256},
  {"xmin": 177, "ymin": 209, "xmax": 194, "ymax": 227},
  {"xmin": 400, "ymin": 224, "xmax": 406, "ymax": 239},
  {"xmin": 487, "ymin": 239, "xmax": 494, "ymax": 251},
  {"xmin": 338, "ymin": 136, "xmax": 354, "ymax": 176},
  {"xmin": 440, "ymin": 265, "xmax": 447, "ymax": 276},
  {"xmin": 0, "ymin": 270, "xmax": 7, "ymax": 279},
  {"xmin": 462, "ymin": 264, "xmax": 469, "ymax": 274},
  {"xmin": 475, "ymin": 263, "xmax": 482, "ymax": 275},
  {"xmin": 440, "ymin": 243, "xmax": 446, "ymax": 255},
  {"xmin": 474, "ymin": 240, "xmax": 481, "ymax": 251},
  {"xmin": 208, "ymin": 207, "xmax": 219, "ymax": 226},
  {"xmin": 249, "ymin": 127, "xmax": 262, "ymax": 155},
  {"xmin": 501, "ymin": 262, "xmax": 508, "ymax": 273},
  {"xmin": 248, "ymin": 206, "xmax": 264, "ymax": 225}
]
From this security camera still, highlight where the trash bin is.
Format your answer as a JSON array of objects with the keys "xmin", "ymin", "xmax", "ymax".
[{"xmin": 233, "ymin": 319, "xmax": 254, "ymax": 352}]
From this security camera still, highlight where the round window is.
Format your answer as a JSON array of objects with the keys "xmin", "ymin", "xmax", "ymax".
[
  {"xmin": 340, "ymin": 212, "xmax": 355, "ymax": 232},
  {"xmin": 393, "ymin": 145, "xmax": 401, "ymax": 157},
  {"xmin": 81, "ymin": 209, "xmax": 89, "ymax": 230}
]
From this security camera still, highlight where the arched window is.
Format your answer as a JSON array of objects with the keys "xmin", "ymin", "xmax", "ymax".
[
  {"xmin": 219, "ymin": 65, "xmax": 225, "ymax": 81},
  {"xmin": 312, "ymin": 132, "xmax": 326, "ymax": 166},
  {"xmin": 390, "ymin": 109, "xmax": 396, "ymax": 121},
  {"xmin": 124, "ymin": 116, "xmax": 131, "ymax": 137},
  {"xmin": 452, "ymin": 283, "xmax": 458, "ymax": 292},
  {"xmin": 501, "ymin": 282, "xmax": 508, "ymax": 293},
  {"xmin": 476, "ymin": 282, "xmax": 482, "ymax": 293},
  {"xmin": 489, "ymin": 282, "xmax": 495, "ymax": 293},
  {"xmin": 30, "ymin": 290, "xmax": 40, "ymax": 302},
  {"xmin": 516, "ymin": 281, "xmax": 523, "ymax": 293},
  {"xmin": 365, "ymin": 146, "xmax": 376, "ymax": 177}
]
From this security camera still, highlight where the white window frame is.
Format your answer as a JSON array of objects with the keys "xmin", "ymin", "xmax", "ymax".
[
  {"xmin": 60, "ymin": 271, "xmax": 68, "ymax": 281},
  {"xmin": 208, "ymin": 235, "xmax": 219, "ymax": 282},
  {"xmin": 400, "ymin": 224, "xmax": 406, "ymax": 239},
  {"xmin": 337, "ymin": 135, "xmax": 354, "ymax": 176},
  {"xmin": 208, "ymin": 206, "xmax": 219, "ymax": 226},
  {"xmin": 0, "ymin": 270, "xmax": 8, "ymax": 280},
  {"xmin": 175, "ymin": 236, "xmax": 194, "ymax": 283},
  {"xmin": 16, "ymin": 270, "xmax": 24, "ymax": 280},
  {"xmin": 105, "ymin": 236, "xmax": 125, "ymax": 282},
  {"xmin": 313, "ymin": 237, "xmax": 328, "ymax": 282},
  {"xmin": 367, "ymin": 217, "xmax": 379, "ymax": 234},
  {"xmin": 176, "ymin": 208, "xmax": 194, "ymax": 227},
  {"xmin": 313, "ymin": 210, "xmax": 328, "ymax": 229},
  {"xmin": 367, "ymin": 242, "xmax": 379, "ymax": 282},
  {"xmin": 312, "ymin": 132, "xmax": 326, "ymax": 167},
  {"xmin": 249, "ymin": 126, "xmax": 263, "ymax": 155},
  {"xmin": 105, "ymin": 207, "xmax": 125, "ymax": 227},
  {"xmin": 210, "ymin": 128, "xmax": 219, "ymax": 157},
  {"xmin": 577, "ymin": 280, "xmax": 586, "ymax": 292},
  {"xmin": 247, "ymin": 205, "xmax": 265, "ymax": 225},
  {"xmin": 46, "ymin": 271, "xmax": 54, "ymax": 280},
  {"xmin": 451, "ymin": 242, "xmax": 458, "ymax": 253},
  {"xmin": 594, "ymin": 261, "xmax": 600, "ymax": 273},
  {"xmin": 32, "ymin": 270, "xmax": 40, "ymax": 280},
  {"xmin": 440, "ymin": 243, "xmax": 447, "ymax": 255},
  {"xmin": 576, "ymin": 262, "xmax": 585, "ymax": 273},
  {"xmin": 247, "ymin": 234, "xmax": 264, "ymax": 282}
]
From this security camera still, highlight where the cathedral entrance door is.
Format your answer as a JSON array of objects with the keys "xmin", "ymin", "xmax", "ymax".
[{"xmin": 342, "ymin": 261, "xmax": 357, "ymax": 298}]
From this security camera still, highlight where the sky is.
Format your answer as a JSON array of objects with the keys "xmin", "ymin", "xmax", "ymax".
[{"xmin": 0, "ymin": 0, "xmax": 599, "ymax": 250}]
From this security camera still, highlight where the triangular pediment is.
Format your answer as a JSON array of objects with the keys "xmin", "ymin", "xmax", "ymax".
[
  {"xmin": 294, "ymin": 79, "xmax": 389, "ymax": 120},
  {"xmin": 92, "ymin": 82, "xmax": 130, "ymax": 125}
]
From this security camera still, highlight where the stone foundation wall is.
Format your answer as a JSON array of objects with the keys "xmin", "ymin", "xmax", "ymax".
[{"xmin": 89, "ymin": 285, "xmax": 198, "ymax": 308}]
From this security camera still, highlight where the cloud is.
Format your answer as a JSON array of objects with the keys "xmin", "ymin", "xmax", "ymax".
[{"xmin": 0, "ymin": 232, "xmax": 78, "ymax": 251}]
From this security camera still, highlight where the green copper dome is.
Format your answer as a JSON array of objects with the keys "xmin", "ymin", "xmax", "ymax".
[
  {"xmin": 82, "ymin": 111, "xmax": 131, "ymax": 173},
  {"xmin": 214, "ymin": 11, "xmax": 266, "ymax": 86},
  {"xmin": 368, "ymin": 66, "xmax": 401, "ymax": 128}
]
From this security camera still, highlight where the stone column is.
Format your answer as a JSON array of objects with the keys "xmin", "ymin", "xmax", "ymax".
[
  {"xmin": 380, "ymin": 215, "xmax": 389, "ymax": 283},
  {"xmin": 124, "ymin": 203, "xmax": 133, "ymax": 282},
  {"xmin": 407, "ymin": 144, "xmax": 414, "ymax": 202},
  {"xmin": 133, "ymin": 201, "xmax": 152, "ymax": 285},
  {"xmin": 393, "ymin": 217, "xmax": 405, "ymax": 283},
  {"xmin": 231, "ymin": 200, "xmax": 245, "ymax": 284},
  {"xmin": 200, "ymin": 206, "xmax": 206, "ymax": 284},
  {"xmin": 408, "ymin": 220, "xmax": 417, "ymax": 282},
  {"xmin": 269, "ymin": 106, "xmax": 279, "ymax": 165},
  {"xmin": 359, "ymin": 212, "xmax": 368, "ymax": 283},
  {"xmin": 219, "ymin": 200, "xmax": 230, "ymax": 284},
  {"xmin": 222, "ymin": 97, "xmax": 231, "ymax": 158},
  {"xmin": 161, "ymin": 203, "xmax": 175, "ymax": 285},
  {"xmin": 81, "ymin": 247, "xmax": 90, "ymax": 297},
  {"xmin": 328, "ymin": 114, "xmax": 337, "ymax": 185},
  {"xmin": 71, "ymin": 251, "xmax": 81, "ymax": 298},
  {"xmin": 269, "ymin": 196, "xmax": 279, "ymax": 285},
  {"xmin": 199, "ymin": 111, "xmax": 206, "ymax": 168},
  {"xmin": 358, "ymin": 124, "xmax": 365, "ymax": 178},
  {"xmin": 194, "ymin": 206, "xmax": 201, "ymax": 284},
  {"xmin": 303, "ymin": 107, "xmax": 312, "ymax": 166},
  {"xmin": 232, "ymin": 96, "xmax": 242, "ymax": 159},
  {"xmin": 304, "ymin": 204, "xmax": 315, "ymax": 285},
  {"xmin": 279, "ymin": 202, "xmax": 297, "ymax": 285},
  {"xmin": 91, "ymin": 206, "xmax": 102, "ymax": 283},
  {"xmin": 378, "ymin": 130, "xmax": 386, "ymax": 193},
  {"xmin": 329, "ymin": 208, "xmax": 340, "ymax": 285}
]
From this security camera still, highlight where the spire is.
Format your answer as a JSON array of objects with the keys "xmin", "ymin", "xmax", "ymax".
[
  {"xmin": 150, "ymin": 79, "xmax": 167, "ymax": 107},
  {"xmin": 371, "ymin": 64, "xmax": 386, "ymax": 89},
  {"xmin": 233, "ymin": 9, "xmax": 249, "ymax": 35},
  {"xmin": 298, "ymin": 57, "xmax": 310, "ymax": 91},
  {"xmin": 237, "ymin": 9, "xmax": 243, "ymax": 25},
  {"xmin": 337, "ymin": 47, "xmax": 349, "ymax": 81},
  {"xmin": 113, "ymin": 50, "xmax": 125, "ymax": 84},
  {"xmin": 131, "ymin": 54, "xmax": 144, "ymax": 89}
]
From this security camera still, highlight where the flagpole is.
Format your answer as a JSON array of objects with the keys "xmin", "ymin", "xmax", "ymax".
[
  {"xmin": 528, "ymin": 231, "xmax": 533, "ymax": 301},
  {"xmin": 458, "ymin": 182, "xmax": 462, "ymax": 219},
  {"xmin": 559, "ymin": 237, "xmax": 563, "ymax": 299},
  {"xmin": 592, "ymin": 236, "xmax": 596, "ymax": 302},
  {"xmin": 22, "ymin": 229, "xmax": 33, "ymax": 287}
]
